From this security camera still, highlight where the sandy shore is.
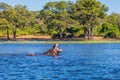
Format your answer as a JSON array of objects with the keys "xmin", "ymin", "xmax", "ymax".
[
  {"xmin": 0, "ymin": 35, "xmax": 119, "ymax": 41},
  {"xmin": 17, "ymin": 35, "xmax": 51, "ymax": 40},
  {"xmin": 0, "ymin": 35, "xmax": 51, "ymax": 41}
]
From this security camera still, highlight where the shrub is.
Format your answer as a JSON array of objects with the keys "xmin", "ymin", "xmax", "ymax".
[
  {"xmin": 104, "ymin": 28, "xmax": 119, "ymax": 38},
  {"xmin": 104, "ymin": 31, "xmax": 117, "ymax": 38}
]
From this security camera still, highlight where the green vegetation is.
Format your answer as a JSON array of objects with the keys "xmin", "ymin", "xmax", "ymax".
[{"xmin": 0, "ymin": 0, "xmax": 120, "ymax": 40}]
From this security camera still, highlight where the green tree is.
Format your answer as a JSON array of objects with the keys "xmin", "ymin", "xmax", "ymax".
[
  {"xmin": 0, "ymin": 18, "xmax": 10, "ymax": 39},
  {"xmin": 0, "ymin": 2, "xmax": 12, "ymax": 11},
  {"xmin": 72, "ymin": 0, "xmax": 108, "ymax": 39},
  {"xmin": 98, "ymin": 13, "xmax": 120, "ymax": 38},
  {"xmin": 10, "ymin": 5, "xmax": 33, "ymax": 39},
  {"xmin": 0, "ymin": 2, "xmax": 13, "ymax": 39},
  {"xmin": 40, "ymin": 1, "xmax": 77, "ymax": 39}
]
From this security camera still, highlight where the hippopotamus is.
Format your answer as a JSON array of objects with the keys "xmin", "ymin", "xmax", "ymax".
[
  {"xmin": 28, "ymin": 43, "xmax": 63, "ymax": 57},
  {"xmin": 43, "ymin": 43, "xmax": 63, "ymax": 56}
]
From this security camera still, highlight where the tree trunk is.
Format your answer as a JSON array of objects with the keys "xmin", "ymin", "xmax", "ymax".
[
  {"xmin": 58, "ymin": 27, "xmax": 63, "ymax": 39},
  {"xmin": 6, "ymin": 27, "xmax": 10, "ymax": 40},
  {"xmin": 13, "ymin": 30, "xmax": 16, "ymax": 40},
  {"xmin": 91, "ymin": 27, "xmax": 94, "ymax": 39},
  {"xmin": 84, "ymin": 30, "xmax": 86, "ymax": 40},
  {"xmin": 88, "ymin": 28, "xmax": 90, "ymax": 40},
  {"xmin": 59, "ymin": 32, "xmax": 62, "ymax": 40},
  {"xmin": 84, "ymin": 27, "xmax": 87, "ymax": 40},
  {"xmin": 13, "ymin": 27, "xmax": 17, "ymax": 40}
]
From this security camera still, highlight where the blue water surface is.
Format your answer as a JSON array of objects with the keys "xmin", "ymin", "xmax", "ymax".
[{"xmin": 0, "ymin": 43, "xmax": 120, "ymax": 80}]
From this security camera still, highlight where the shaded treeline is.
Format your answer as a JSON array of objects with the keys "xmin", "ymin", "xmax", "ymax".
[{"xmin": 0, "ymin": 0, "xmax": 120, "ymax": 40}]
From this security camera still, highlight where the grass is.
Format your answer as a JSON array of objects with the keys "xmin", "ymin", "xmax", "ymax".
[{"xmin": 0, "ymin": 40, "xmax": 120, "ymax": 44}]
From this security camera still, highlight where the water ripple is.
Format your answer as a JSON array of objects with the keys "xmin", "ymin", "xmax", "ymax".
[{"xmin": 0, "ymin": 43, "xmax": 120, "ymax": 79}]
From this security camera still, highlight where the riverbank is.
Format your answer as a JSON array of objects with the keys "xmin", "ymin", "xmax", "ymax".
[
  {"xmin": 0, "ymin": 39, "xmax": 120, "ymax": 44},
  {"xmin": 0, "ymin": 35, "xmax": 120, "ymax": 44}
]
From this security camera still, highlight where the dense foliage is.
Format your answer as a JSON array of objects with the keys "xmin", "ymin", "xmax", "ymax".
[{"xmin": 0, "ymin": 0, "xmax": 120, "ymax": 40}]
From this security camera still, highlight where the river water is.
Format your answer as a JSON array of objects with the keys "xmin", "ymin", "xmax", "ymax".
[{"xmin": 0, "ymin": 43, "xmax": 120, "ymax": 80}]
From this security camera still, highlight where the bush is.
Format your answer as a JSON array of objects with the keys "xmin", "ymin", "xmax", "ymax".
[
  {"xmin": 51, "ymin": 31, "xmax": 58, "ymax": 38},
  {"xmin": 79, "ymin": 33, "xmax": 85, "ymax": 37},
  {"xmin": 104, "ymin": 31, "xmax": 117, "ymax": 38},
  {"xmin": 104, "ymin": 29, "xmax": 119, "ymax": 38}
]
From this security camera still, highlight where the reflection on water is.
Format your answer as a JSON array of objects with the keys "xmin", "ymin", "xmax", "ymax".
[{"xmin": 0, "ymin": 43, "xmax": 120, "ymax": 80}]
